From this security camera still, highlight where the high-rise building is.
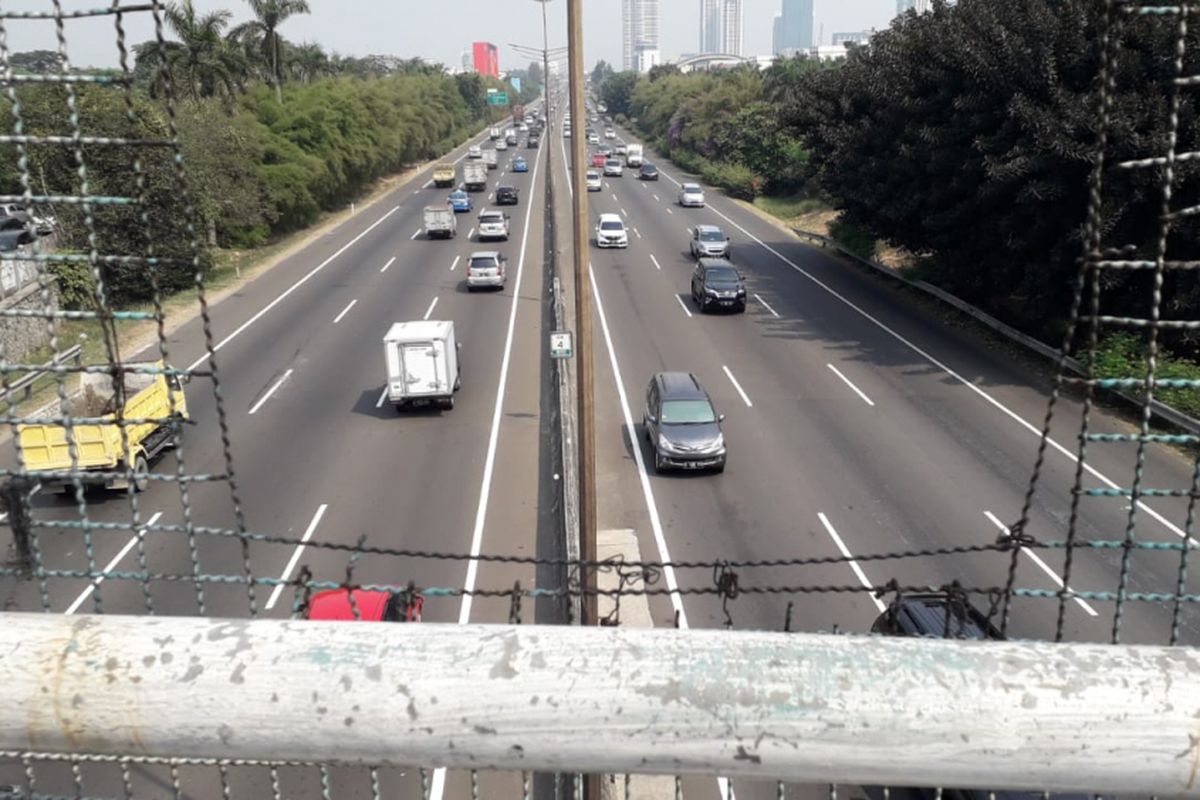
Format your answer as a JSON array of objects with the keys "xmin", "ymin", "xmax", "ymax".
[
  {"xmin": 720, "ymin": 0, "xmax": 742, "ymax": 55},
  {"xmin": 772, "ymin": 14, "xmax": 783, "ymax": 55},
  {"xmin": 472, "ymin": 42, "xmax": 499, "ymax": 77},
  {"xmin": 700, "ymin": 0, "xmax": 721, "ymax": 53},
  {"xmin": 897, "ymin": 0, "xmax": 932, "ymax": 13},
  {"xmin": 623, "ymin": 0, "xmax": 661, "ymax": 73},
  {"xmin": 778, "ymin": 0, "xmax": 814, "ymax": 54},
  {"xmin": 700, "ymin": 0, "xmax": 741, "ymax": 55}
]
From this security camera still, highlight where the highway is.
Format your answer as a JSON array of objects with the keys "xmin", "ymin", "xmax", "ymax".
[
  {"xmin": 555, "ymin": 111, "xmax": 1200, "ymax": 796},
  {"xmin": 0, "ymin": 114, "xmax": 551, "ymax": 799},
  {"xmin": 3, "ymin": 91, "xmax": 1199, "ymax": 800}
]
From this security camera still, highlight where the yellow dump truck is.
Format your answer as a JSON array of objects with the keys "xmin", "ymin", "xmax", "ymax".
[
  {"xmin": 18, "ymin": 361, "xmax": 189, "ymax": 493},
  {"xmin": 432, "ymin": 163, "xmax": 456, "ymax": 188}
]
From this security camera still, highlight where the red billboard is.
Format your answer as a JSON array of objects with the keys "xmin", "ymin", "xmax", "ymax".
[{"xmin": 472, "ymin": 42, "xmax": 499, "ymax": 78}]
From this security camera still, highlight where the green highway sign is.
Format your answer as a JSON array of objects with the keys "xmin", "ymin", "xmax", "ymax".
[{"xmin": 487, "ymin": 92, "xmax": 509, "ymax": 106}]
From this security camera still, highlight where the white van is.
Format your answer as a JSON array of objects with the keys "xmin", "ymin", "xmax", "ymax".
[{"xmin": 383, "ymin": 320, "xmax": 461, "ymax": 411}]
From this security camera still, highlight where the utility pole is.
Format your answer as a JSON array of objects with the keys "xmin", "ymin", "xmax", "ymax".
[{"xmin": 565, "ymin": 0, "xmax": 597, "ymax": 632}]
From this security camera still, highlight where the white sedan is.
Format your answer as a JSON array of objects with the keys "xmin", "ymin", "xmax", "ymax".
[
  {"xmin": 586, "ymin": 170, "xmax": 603, "ymax": 191},
  {"xmin": 467, "ymin": 145, "xmax": 483, "ymax": 159},
  {"xmin": 678, "ymin": 183, "xmax": 706, "ymax": 207}
]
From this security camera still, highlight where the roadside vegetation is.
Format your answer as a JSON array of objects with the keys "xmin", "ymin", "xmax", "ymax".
[
  {"xmin": 597, "ymin": 0, "xmax": 1200, "ymax": 383},
  {"xmin": 0, "ymin": 0, "xmax": 539, "ymax": 311}
]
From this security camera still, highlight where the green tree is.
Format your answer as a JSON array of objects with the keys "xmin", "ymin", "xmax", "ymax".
[
  {"xmin": 136, "ymin": 1, "xmax": 247, "ymax": 102},
  {"xmin": 599, "ymin": 71, "xmax": 638, "ymax": 117},
  {"xmin": 591, "ymin": 59, "xmax": 614, "ymax": 88},
  {"xmin": 230, "ymin": 0, "xmax": 311, "ymax": 103}
]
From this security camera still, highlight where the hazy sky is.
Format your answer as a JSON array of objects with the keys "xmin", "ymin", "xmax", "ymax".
[{"xmin": 0, "ymin": 0, "xmax": 897, "ymax": 72}]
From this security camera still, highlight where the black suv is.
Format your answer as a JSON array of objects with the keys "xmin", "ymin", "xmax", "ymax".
[
  {"xmin": 690, "ymin": 259, "xmax": 746, "ymax": 313},
  {"xmin": 643, "ymin": 371, "xmax": 726, "ymax": 473},
  {"xmin": 495, "ymin": 185, "xmax": 519, "ymax": 205},
  {"xmin": 638, "ymin": 163, "xmax": 659, "ymax": 180}
]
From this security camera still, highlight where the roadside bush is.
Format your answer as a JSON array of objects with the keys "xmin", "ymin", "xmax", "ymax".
[
  {"xmin": 701, "ymin": 161, "xmax": 762, "ymax": 200},
  {"xmin": 829, "ymin": 217, "xmax": 877, "ymax": 261},
  {"xmin": 1095, "ymin": 332, "xmax": 1200, "ymax": 418},
  {"xmin": 48, "ymin": 260, "xmax": 95, "ymax": 311}
]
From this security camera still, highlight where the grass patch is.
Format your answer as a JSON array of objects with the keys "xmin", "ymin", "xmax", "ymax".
[
  {"xmin": 1095, "ymin": 333, "xmax": 1200, "ymax": 419},
  {"xmin": 754, "ymin": 193, "xmax": 830, "ymax": 220}
]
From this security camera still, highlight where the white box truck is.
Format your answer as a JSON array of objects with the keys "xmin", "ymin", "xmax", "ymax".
[
  {"xmin": 625, "ymin": 143, "xmax": 644, "ymax": 167},
  {"xmin": 422, "ymin": 205, "xmax": 457, "ymax": 239},
  {"xmin": 383, "ymin": 320, "xmax": 461, "ymax": 411},
  {"xmin": 484, "ymin": 149, "xmax": 498, "ymax": 170},
  {"xmin": 463, "ymin": 160, "xmax": 488, "ymax": 191}
]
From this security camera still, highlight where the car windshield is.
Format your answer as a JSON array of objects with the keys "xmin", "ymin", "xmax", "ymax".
[
  {"xmin": 600, "ymin": 221, "xmax": 624, "ymax": 231},
  {"xmin": 705, "ymin": 266, "xmax": 739, "ymax": 282},
  {"xmin": 661, "ymin": 399, "xmax": 716, "ymax": 424},
  {"xmin": 587, "ymin": 171, "xmax": 600, "ymax": 179},
  {"xmin": 684, "ymin": 185, "xmax": 701, "ymax": 193},
  {"xmin": 469, "ymin": 257, "xmax": 497, "ymax": 270},
  {"xmin": 643, "ymin": 166, "xmax": 657, "ymax": 173},
  {"xmin": 699, "ymin": 230, "xmax": 724, "ymax": 242},
  {"xmin": 606, "ymin": 160, "xmax": 619, "ymax": 166},
  {"xmin": 480, "ymin": 214, "xmax": 502, "ymax": 223}
]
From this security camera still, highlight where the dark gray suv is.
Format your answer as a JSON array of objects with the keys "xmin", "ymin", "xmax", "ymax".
[{"xmin": 643, "ymin": 372, "xmax": 726, "ymax": 473}]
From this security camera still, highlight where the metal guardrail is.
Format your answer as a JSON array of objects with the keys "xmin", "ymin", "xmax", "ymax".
[
  {"xmin": 3, "ymin": 614, "xmax": 1197, "ymax": 795},
  {"xmin": 794, "ymin": 229, "xmax": 1200, "ymax": 435},
  {"xmin": 0, "ymin": 343, "xmax": 80, "ymax": 406}
]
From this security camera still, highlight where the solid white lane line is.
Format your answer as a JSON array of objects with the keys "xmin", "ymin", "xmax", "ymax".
[
  {"xmin": 188, "ymin": 205, "xmax": 402, "ymax": 371},
  {"xmin": 650, "ymin": 255, "xmax": 662, "ymax": 271},
  {"xmin": 590, "ymin": 267, "xmax": 688, "ymax": 624},
  {"xmin": 818, "ymin": 512, "xmax": 887, "ymax": 613},
  {"xmin": 827, "ymin": 364, "xmax": 875, "ymax": 407},
  {"xmin": 450, "ymin": 255, "xmax": 461, "ymax": 271},
  {"xmin": 410, "ymin": 229, "xmax": 421, "ymax": 240},
  {"xmin": 456, "ymin": 127, "xmax": 545, "ymax": 629},
  {"xmin": 983, "ymin": 511, "xmax": 1098, "ymax": 617},
  {"xmin": 650, "ymin": 164, "xmax": 1198, "ymax": 547},
  {"xmin": 423, "ymin": 296, "xmax": 439, "ymax": 320},
  {"xmin": 265, "ymin": 504, "xmax": 328, "ymax": 611},
  {"xmin": 722, "ymin": 365, "xmax": 753, "ymax": 408},
  {"xmin": 376, "ymin": 387, "xmax": 388, "ymax": 408},
  {"xmin": 675, "ymin": 294, "xmax": 693, "ymax": 318},
  {"xmin": 754, "ymin": 293, "xmax": 779, "ymax": 317},
  {"xmin": 64, "ymin": 511, "xmax": 163, "ymax": 615},
  {"xmin": 248, "ymin": 368, "xmax": 293, "ymax": 415},
  {"xmin": 332, "ymin": 299, "xmax": 357, "ymax": 324},
  {"xmin": 380, "ymin": 256, "xmax": 396, "ymax": 273}
]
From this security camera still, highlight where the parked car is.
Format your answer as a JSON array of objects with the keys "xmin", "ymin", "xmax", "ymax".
[
  {"xmin": 690, "ymin": 225, "xmax": 730, "ymax": 258},
  {"xmin": 690, "ymin": 259, "xmax": 746, "ymax": 313},
  {"xmin": 643, "ymin": 371, "xmax": 726, "ymax": 474},
  {"xmin": 448, "ymin": 190, "xmax": 473, "ymax": 213},
  {"xmin": 512, "ymin": 156, "xmax": 529, "ymax": 173},
  {"xmin": 603, "ymin": 159, "xmax": 623, "ymax": 177},
  {"xmin": 586, "ymin": 170, "xmax": 603, "ymax": 192},
  {"xmin": 466, "ymin": 250, "xmax": 507, "ymax": 291},
  {"xmin": 307, "ymin": 588, "xmax": 423, "ymax": 622},
  {"xmin": 495, "ymin": 185, "xmax": 520, "ymax": 205},
  {"xmin": 467, "ymin": 145, "xmax": 483, "ymax": 159},
  {"xmin": 595, "ymin": 213, "xmax": 628, "ymax": 248},
  {"xmin": 476, "ymin": 210, "xmax": 511, "ymax": 241},
  {"xmin": 638, "ymin": 163, "xmax": 659, "ymax": 181},
  {"xmin": 0, "ymin": 203, "xmax": 32, "ymax": 225},
  {"xmin": 678, "ymin": 183, "xmax": 705, "ymax": 207}
]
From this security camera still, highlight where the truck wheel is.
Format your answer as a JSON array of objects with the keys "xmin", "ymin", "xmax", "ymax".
[
  {"xmin": 444, "ymin": 395, "xmax": 455, "ymax": 410},
  {"xmin": 132, "ymin": 454, "xmax": 149, "ymax": 493}
]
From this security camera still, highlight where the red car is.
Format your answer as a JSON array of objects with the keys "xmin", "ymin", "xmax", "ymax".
[
  {"xmin": 305, "ymin": 588, "xmax": 423, "ymax": 622},
  {"xmin": 591, "ymin": 152, "xmax": 607, "ymax": 169}
]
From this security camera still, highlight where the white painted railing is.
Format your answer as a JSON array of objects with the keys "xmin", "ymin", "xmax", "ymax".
[{"xmin": 2, "ymin": 613, "xmax": 1196, "ymax": 795}]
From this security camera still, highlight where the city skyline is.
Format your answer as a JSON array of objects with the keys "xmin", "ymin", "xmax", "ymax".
[
  {"xmin": 700, "ymin": 0, "xmax": 744, "ymax": 56},
  {"xmin": 0, "ymin": 0, "xmax": 903, "ymax": 75},
  {"xmin": 623, "ymin": 0, "xmax": 662, "ymax": 72},
  {"xmin": 777, "ymin": 0, "xmax": 816, "ymax": 54}
]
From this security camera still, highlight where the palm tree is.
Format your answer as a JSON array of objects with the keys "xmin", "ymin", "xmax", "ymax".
[
  {"xmin": 286, "ymin": 41, "xmax": 330, "ymax": 84},
  {"xmin": 230, "ymin": 0, "xmax": 311, "ymax": 103},
  {"xmin": 156, "ymin": 0, "xmax": 246, "ymax": 102}
]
